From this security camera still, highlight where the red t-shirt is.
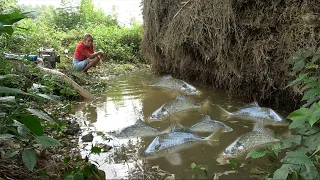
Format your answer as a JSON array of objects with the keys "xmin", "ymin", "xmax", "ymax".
[{"xmin": 73, "ymin": 41, "xmax": 94, "ymax": 60}]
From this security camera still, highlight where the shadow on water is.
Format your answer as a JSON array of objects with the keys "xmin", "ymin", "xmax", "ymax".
[{"xmin": 70, "ymin": 70, "xmax": 290, "ymax": 179}]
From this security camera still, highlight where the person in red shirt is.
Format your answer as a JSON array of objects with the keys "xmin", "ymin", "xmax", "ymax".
[{"xmin": 73, "ymin": 33, "xmax": 104, "ymax": 73}]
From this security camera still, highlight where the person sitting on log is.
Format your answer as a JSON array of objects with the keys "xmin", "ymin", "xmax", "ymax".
[{"xmin": 73, "ymin": 33, "xmax": 104, "ymax": 74}]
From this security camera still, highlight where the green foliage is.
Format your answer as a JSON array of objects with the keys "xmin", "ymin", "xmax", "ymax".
[
  {"xmin": 187, "ymin": 162, "xmax": 208, "ymax": 179},
  {"xmin": 0, "ymin": 2, "xmax": 123, "ymax": 178},
  {"xmin": 247, "ymin": 48, "xmax": 320, "ymax": 179},
  {"xmin": 22, "ymin": 148, "xmax": 37, "ymax": 171},
  {"xmin": 246, "ymin": 149, "xmax": 271, "ymax": 159},
  {"xmin": 35, "ymin": 136, "xmax": 62, "ymax": 147},
  {"xmin": 5, "ymin": 0, "xmax": 144, "ymax": 64},
  {"xmin": 0, "ymin": 10, "xmax": 27, "ymax": 35}
]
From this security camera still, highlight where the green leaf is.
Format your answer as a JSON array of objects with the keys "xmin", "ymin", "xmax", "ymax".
[
  {"xmin": 36, "ymin": 93, "xmax": 60, "ymax": 103},
  {"xmin": 22, "ymin": 148, "xmax": 36, "ymax": 171},
  {"xmin": 281, "ymin": 135, "xmax": 302, "ymax": 148},
  {"xmin": 26, "ymin": 108, "xmax": 55, "ymax": 123},
  {"xmin": 21, "ymin": 115, "xmax": 43, "ymax": 136},
  {"xmin": 0, "ymin": 86, "xmax": 30, "ymax": 95},
  {"xmin": 229, "ymin": 159, "xmax": 238, "ymax": 168},
  {"xmin": 268, "ymin": 142, "xmax": 282, "ymax": 156},
  {"xmin": 246, "ymin": 149, "xmax": 270, "ymax": 159},
  {"xmin": 65, "ymin": 173, "xmax": 84, "ymax": 180},
  {"xmin": 0, "ymin": 10, "xmax": 27, "ymax": 25},
  {"xmin": 35, "ymin": 136, "xmax": 62, "ymax": 147},
  {"xmin": 273, "ymin": 164, "xmax": 291, "ymax": 180},
  {"xmin": 311, "ymin": 144, "xmax": 320, "ymax": 156},
  {"xmin": 301, "ymin": 82, "xmax": 320, "ymax": 91},
  {"xmin": 12, "ymin": 120, "xmax": 29, "ymax": 136},
  {"xmin": 91, "ymin": 146, "xmax": 102, "ymax": 154},
  {"xmin": 191, "ymin": 162, "xmax": 196, "ymax": 169},
  {"xmin": 292, "ymin": 60, "xmax": 305, "ymax": 73},
  {"xmin": 288, "ymin": 49, "xmax": 312, "ymax": 64},
  {"xmin": 302, "ymin": 88, "xmax": 320, "ymax": 101},
  {"xmin": 302, "ymin": 132, "xmax": 320, "ymax": 153},
  {"xmin": 282, "ymin": 151, "xmax": 310, "ymax": 165},
  {"xmin": 296, "ymin": 123, "xmax": 319, "ymax": 135},
  {"xmin": 286, "ymin": 73, "xmax": 309, "ymax": 87},
  {"xmin": 309, "ymin": 108, "xmax": 320, "ymax": 127},
  {"xmin": 287, "ymin": 108, "xmax": 312, "ymax": 121},
  {"xmin": 301, "ymin": 162, "xmax": 318, "ymax": 180},
  {"xmin": 64, "ymin": 157, "xmax": 71, "ymax": 163},
  {"xmin": 0, "ymin": 134, "xmax": 15, "ymax": 141},
  {"xmin": 4, "ymin": 150, "xmax": 19, "ymax": 159}
]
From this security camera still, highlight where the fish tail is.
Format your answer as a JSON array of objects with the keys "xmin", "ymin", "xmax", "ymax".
[
  {"xmin": 215, "ymin": 105, "xmax": 232, "ymax": 120},
  {"xmin": 201, "ymin": 99, "xmax": 210, "ymax": 112},
  {"xmin": 206, "ymin": 127, "xmax": 223, "ymax": 146},
  {"xmin": 141, "ymin": 81, "xmax": 148, "ymax": 88}
]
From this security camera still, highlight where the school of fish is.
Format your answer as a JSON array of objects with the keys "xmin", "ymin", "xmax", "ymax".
[{"xmin": 112, "ymin": 75, "xmax": 289, "ymax": 166}]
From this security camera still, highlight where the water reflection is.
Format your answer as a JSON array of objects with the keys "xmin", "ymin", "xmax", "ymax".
[{"xmin": 72, "ymin": 70, "xmax": 289, "ymax": 179}]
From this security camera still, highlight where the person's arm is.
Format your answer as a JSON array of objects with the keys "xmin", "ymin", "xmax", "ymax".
[
  {"xmin": 85, "ymin": 52, "xmax": 102, "ymax": 59},
  {"xmin": 77, "ymin": 43, "xmax": 102, "ymax": 59}
]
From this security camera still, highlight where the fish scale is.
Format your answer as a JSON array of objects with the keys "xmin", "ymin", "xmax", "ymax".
[
  {"xmin": 149, "ymin": 95, "xmax": 206, "ymax": 121},
  {"xmin": 189, "ymin": 115, "xmax": 233, "ymax": 133},
  {"xmin": 219, "ymin": 126, "xmax": 280, "ymax": 159},
  {"xmin": 114, "ymin": 120, "xmax": 163, "ymax": 138},
  {"xmin": 138, "ymin": 128, "xmax": 222, "ymax": 165},
  {"xmin": 148, "ymin": 75, "xmax": 201, "ymax": 95},
  {"xmin": 217, "ymin": 102, "xmax": 289, "ymax": 126}
]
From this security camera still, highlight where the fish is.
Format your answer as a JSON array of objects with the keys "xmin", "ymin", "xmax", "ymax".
[
  {"xmin": 189, "ymin": 115, "xmax": 233, "ymax": 133},
  {"xmin": 217, "ymin": 123, "xmax": 279, "ymax": 164},
  {"xmin": 143, "ymin": 75, "xmax": 201, "ymax": 95},
  {"xmin": 216, "ymin": 102, "xmax": 289, "ymax": 126},
  {"xmin": 149, "ymin": 95, "xmax": 209, "ymax": 121},
  {"xmin": 114, "ymin": 119, "xmax": 172, "ymax": 139},
  {"xmin": 138, "ymin": 127, "xmax": 223, "ymax": 165}
]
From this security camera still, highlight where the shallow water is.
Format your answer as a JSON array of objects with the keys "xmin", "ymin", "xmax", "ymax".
[{"xmin": 71, "ymin": 70, "xmax": 289, "ymax": 179}]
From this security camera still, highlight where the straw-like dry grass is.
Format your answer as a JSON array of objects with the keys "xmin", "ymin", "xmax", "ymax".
[{"xmin": 141, "ymin": 0, "xmax": 320, "ymax": 107}]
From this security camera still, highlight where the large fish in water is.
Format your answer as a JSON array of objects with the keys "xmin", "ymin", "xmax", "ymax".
[
  {"xmin": 189, "ymin": 115, "xmax": 233, "ymax": 133},
  {"xmin": 149, "ymin": 95, "xmax": 209, "ymax": 121},
  {"xmin": 217, "ymin": 123, "xmax": 279, "ymax": 164},
  {"xmin": 138, "ymin": 128, "xmax": 223, "ymax": 165},
  {"xmin": 216, "ymin": 102, "xmax": 289, "ymax": 126},
  {"xmin": 144, "ymin": 75, "xmax": 201, "ymax": 95},
  {"xmin": 171, "ymin": 115, "xmax": 233, "ymax": 133},
  {"xmin": 114, "ymin": 119, "xmax": 172, "ymax": 138}
]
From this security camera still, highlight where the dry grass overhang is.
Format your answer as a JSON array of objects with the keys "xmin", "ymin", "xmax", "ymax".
[{"xmin": 141, "ymin": 0, "xmax": 320, "ymax": 108}]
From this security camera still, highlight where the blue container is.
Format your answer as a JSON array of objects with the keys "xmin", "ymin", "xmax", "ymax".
[{"xmin": 28, "ymin": 55, "xmax": 37, "ymax": 61}]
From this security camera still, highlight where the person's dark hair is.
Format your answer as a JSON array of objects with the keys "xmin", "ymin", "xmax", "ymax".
[{"xmin": 83, "ymin": 33, "xmax": 93, "ymax": 41}]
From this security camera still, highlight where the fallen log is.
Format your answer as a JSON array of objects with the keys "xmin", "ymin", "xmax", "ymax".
[{"xmin": 38, "ymin": 66, "xmax": 95, "ymax": 100}]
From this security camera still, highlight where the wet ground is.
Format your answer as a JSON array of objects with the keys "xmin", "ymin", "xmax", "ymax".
[{"xmin": 71, "ymin": 70, "xmax": 289, "ymax": 179}]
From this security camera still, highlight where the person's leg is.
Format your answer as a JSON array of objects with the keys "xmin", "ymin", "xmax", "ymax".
[
  {"xmin": 73, "ymin": 59, "xmax": 89, "ymax": 71},
  {"xmin": 82, "ymin": 57, "xmax": 101, "ymax": 72}
]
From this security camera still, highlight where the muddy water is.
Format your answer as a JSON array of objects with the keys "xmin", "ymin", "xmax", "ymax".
[{"xmin": 71, "ymin": 70, "xmax": 289, "ymax": 179}]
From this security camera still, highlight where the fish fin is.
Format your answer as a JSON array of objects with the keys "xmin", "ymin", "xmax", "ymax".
[
  {"xmin": 244, "ymin": 101, "xmax": 260, "ymax": 108},
  {"xmin": 206, "ymin": 127, "xmax": 223, "ymax": 146},
  {"xmin": 162, "ymin": 75, "xmax": 173, "ymax": 79},
  {"xmin": 161, "ymin": 124, "xmax": 175, "ymax": 134},
  {"xmin": 200, "ymin": 99, "xmax": 210, "ymax": 112},
  {"xmin": 253, "ymin": 123, "xmax": 274, "ymax": 135},
  {"xmin": 202, "ymin": 114, "xmax": 212, "ymax": 121},
  {"xmin": 141, "ymin": 81, "xmax": 149, "ymax": 88},
  {"xmin": 169, "ymin": 115, "xmax": 180, "ymax": 122},
  {"xmin": 176, "ymin": 95, "xmax": 188, "ymax": 100},
  {"xmin": 166, "ymin": 153, "xmax": 182, "ymax": 166},
  {"xmin": 215, "ymin": 105, "xmax": 233, "ymax": 120}
]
